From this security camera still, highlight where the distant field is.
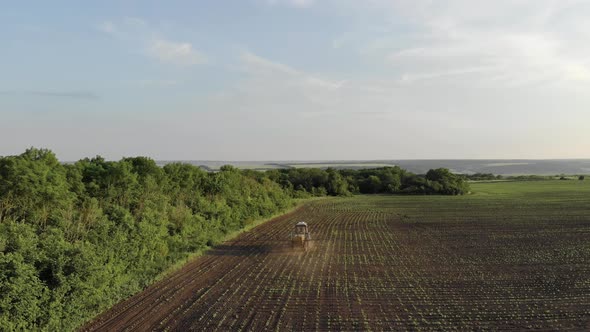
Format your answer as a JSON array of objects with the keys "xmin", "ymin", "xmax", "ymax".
[
  {"xmin": 284, "ymin": 163, "xmax": 394, "ymax": 169},
  {"xmin": 156, "ymin": 159, "xmax": 590, "ymax": 175},
  {"xmin": 85, "ymin": 180, "xmax": 590, "ymax": 331}
]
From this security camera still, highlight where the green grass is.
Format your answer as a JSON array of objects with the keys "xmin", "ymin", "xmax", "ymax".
[
  {"xmin": 471, "ymin": 179, "xmax": 590, "ymax": 195},
  {"xmin": 319, "ymin": 180, "xmax": 590, "ymax": 224}
]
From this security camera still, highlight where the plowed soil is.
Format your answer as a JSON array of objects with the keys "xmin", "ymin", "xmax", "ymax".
[{"xmin": 83, "ymin": 182, "xmax": 590, "ymax": 331}]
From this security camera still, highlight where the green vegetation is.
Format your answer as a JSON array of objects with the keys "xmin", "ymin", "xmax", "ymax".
[
  {"xmin": 268, "ymin": 166, "xmax": 470, "ymax": 196},
  {"xmin": 461, "ymin": 172, "xmax": 503, "ymax": 181},
  {"xmin": 334, "ymin": 180, "xmax": 590, "ymax": 220},
  {"xmin": 0, "ymin": 148, "xmax": 469, "ymax": 330},
  {"xmin": 0, "ymin": 148, "xmax": 292, "ymax": 331}
]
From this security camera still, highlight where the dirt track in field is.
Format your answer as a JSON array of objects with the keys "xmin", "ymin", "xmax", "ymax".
[{"xmin": 82, "ymin": 198, "xmax": 590, "ymax": 331}]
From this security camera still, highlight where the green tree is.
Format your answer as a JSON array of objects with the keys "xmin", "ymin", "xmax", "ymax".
[
  {"xmin": 361, "ymin": 175, "xmax": 382, "ymax": 194},
  {"xmin": 326, "ymin": 169, "xmax": 350, "ymax": 196},
  {"xmin": 0, "ymin": 251, "xmax": 48, "ymax": 330},
  {"xmin": 0, "ymin": 148, "xmax": 74, "ymax": 225}
]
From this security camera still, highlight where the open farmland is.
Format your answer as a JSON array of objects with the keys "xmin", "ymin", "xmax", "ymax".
[{"xmin": 83, "ymin": 181, "xmax": 590, "ymax": 331}]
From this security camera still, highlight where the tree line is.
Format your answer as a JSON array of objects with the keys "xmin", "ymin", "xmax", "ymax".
[
  {"xmin": 460, "ymin": 173, "xmax": 587, "ymax": 182},
  {"xmin": 0, "ymin": 148, "xmax": 469, "ymax": 330},
  {"xmin": 266, "ymin": 166, "xmax": 470, "ymax": 197}
]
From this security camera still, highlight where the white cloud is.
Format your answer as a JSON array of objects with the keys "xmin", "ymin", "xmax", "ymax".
[
  {"xmin": 96, "ymin": 18, "xmax": 146, "ymax": 36},
  {"xmin": 238, "ymin": 51, "xmax": 345, "ymax": 89},
  {"xmin": 240, "ymin": 52, "xmax": 346, "ymax": 94},
  {"xmin": 97, "ymin": 18, "xmax": 208, "ymax": 66},
  {"xmin": 341, "ymin": 0, "xmax": 590, "ymax": 86},
  {"xmin": 239, "ymin": 52, "xmax": 299, "ymax": 76},
  {"xmin": 211, "ymin": 51, "xmax": 434, "ymax": 117},
  {"xmin": 264, "ymin": 0, "xmax": 315, "ymax": 8},
  {"xmin": 93, "ymin": 2, "xmax": 590, "ymax": 159},
  {"xmin": 148, "ymin": 39, "xmax": 208, "ymax": 66},
  {"xmin": 97, "ymin": 21, "xmax": 117, "ymax": 34}
]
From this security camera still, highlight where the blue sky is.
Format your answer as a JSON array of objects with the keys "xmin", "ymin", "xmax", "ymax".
[{"xmin": 1, "ymin": 0, "xmax": 589, "ymax": 160}]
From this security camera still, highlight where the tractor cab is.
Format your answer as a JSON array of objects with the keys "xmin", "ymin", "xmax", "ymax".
[{"xmin": 294, "ymin": 222, "xmax": 309, "ymax": 236}]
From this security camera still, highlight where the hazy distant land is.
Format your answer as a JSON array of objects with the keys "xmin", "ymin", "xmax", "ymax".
[{"xmin": 154, "ymin": 159, "xmax": 590, "ymax": 175}]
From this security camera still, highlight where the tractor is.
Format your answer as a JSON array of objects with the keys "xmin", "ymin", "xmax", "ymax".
[{"xmin": 291, "ymin": 221, "xmax": 311, "ymax": 250}]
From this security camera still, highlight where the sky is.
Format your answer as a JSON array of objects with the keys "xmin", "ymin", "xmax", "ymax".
[{"xmin": 1, "ymin": 0, "xmax": 590, "ymax": 161}]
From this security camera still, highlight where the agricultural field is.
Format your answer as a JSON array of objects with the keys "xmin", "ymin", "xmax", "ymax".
[{"xmin": 83, "ymin": 181, "xmax": 590, "ymax": 331}]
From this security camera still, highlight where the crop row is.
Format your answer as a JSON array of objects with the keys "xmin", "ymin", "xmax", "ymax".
[{"xmin": 84, "ymin": 196, "xmax": 590, "ymax": 331}]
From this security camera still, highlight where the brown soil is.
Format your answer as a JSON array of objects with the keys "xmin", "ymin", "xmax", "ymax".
[{"xmin": 82, "ymin": 201, "xmax": 590, "ymax": 331}]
